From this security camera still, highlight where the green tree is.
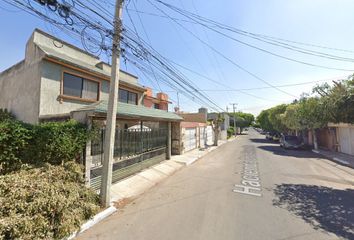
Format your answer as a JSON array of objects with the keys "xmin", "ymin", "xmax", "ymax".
[
  {"xmin": 268, "ymin": 104, "xmax": 288, "ymax": 133},
  {"xmin": 296, "ymin": 97, "xmax": 329, "ymax": 149},
  {"xmin": 280, "ymin": 104, "xmax": 302, "ymax": 132},
  {"xmin": 314, "ymin": 78, "xmax": 354, "ymax": 124},
  {"xmin": 256, "ymin": 109, "xmax": 273, "ymax": 131}
]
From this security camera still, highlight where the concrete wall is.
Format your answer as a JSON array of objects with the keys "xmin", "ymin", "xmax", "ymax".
[
  {"xmin": 171, "ymin": 122, "xmax": 182, "ymax": 155},
  {"xmin": 39, "ymin": 61, "xmax": 96, "ymax": 116},
  {"xmin": 317, "ymin": 128, "xmax": 336, "ymax": 151},
  {"xmin": 0, "ymin": 34, "xmax": 43, "ymax": 123},
  {"xmin": 39, "ymin": 60, "xmax": 144, "ymax": 117}
]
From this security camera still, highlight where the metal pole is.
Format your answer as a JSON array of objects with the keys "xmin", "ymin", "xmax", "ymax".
[
  {"xmin": 100, "ymin": 0, "xmax": 123, "ymax": 207},
  {"xmin": 167, "ymin": 122, "xmax": 172, "ymax": 160},
  {"xmin": 230, "ymin": 103, "xmax": 237, "ymax": 137}
]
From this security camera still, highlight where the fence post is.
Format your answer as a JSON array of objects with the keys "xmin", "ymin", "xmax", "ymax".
[
  {"xmin": 84, "ymin": 118, "xmax": 93, "ymax": 187},
  {"xmin": 167, "ymin": 122, "xmax": 172, "ymax": 160}
]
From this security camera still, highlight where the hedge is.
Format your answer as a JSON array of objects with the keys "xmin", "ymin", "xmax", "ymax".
[
  {"xmin": 0, "ymin": 117, "xmax": 92, "ymax": 174},
  {"xmin": 0, "ymin": 162, "xmax": 100, "ymax": 239},
  {"xmin": 0, "ymin": 119, "xmax": 32, "ymax": 174},
  {"xmin": 25, "ymin": 120, "xmax": 91, "ymax": 166}
]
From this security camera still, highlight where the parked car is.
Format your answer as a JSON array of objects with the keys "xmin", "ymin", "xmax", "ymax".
[
  {"xmin": 272, "ymin": 133, "xmax": 281, "ymax": 142},
  {"xmin": 280, "ymin": 135, "xmax": 304, "ymax": 149},
  {"xmin": 265, "ymin": 132, "xmax": 273, "ymax": 140},
  {"xmin": 266, "ymin": 131, "xmax": 278, "ymax": 140}
]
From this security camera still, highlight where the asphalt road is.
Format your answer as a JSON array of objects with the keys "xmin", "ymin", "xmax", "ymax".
[{"xmin": 78, "ymin": 128, "xmax": 354, "ymax": 240}]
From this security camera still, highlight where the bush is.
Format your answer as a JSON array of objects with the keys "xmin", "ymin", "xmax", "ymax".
[
  {"xmin": 227, "ymin": 127, "xmax": 235, "ymax": 138},
  {"xmin": 25, "ymin": 120, "xmax": 91, "ymax": 165},
  {"xmin": 0, "ymin": 109, "xmax": 14, "ymax": 121},
  {"xmin": 0, "ymin": 119, "xmax": 32, "ymax": 173},
  {"xmin": 0, "ymin": 118, "xmax": 93, "ymax": 173},
  {"xmin": 0, "ymin": 162, "xmax": 100, "ymax": 239}
]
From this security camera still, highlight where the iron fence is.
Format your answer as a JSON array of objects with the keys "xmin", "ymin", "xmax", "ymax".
[{"xmin": 91, "ymin": 128, "xmax": 168, "ymax": 166}]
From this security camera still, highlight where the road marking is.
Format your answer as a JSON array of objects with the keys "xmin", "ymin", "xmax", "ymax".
[{"xmin": 233, "ymin": 151, "xmax": 262, "ymax": 197}]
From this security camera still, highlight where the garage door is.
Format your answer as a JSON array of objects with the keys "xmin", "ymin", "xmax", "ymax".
[
  {"xmin": 199, "ymin": 127, "xmax": 205, "ymax": 148},
  {"xmin": 338, "ymin": 127, "xmax": 354, "ymax": 155},
  {"xmin": 206, "ymin": 126, "xmax": 213, "ymax": 146},
  {"xmin": 184, "ymin": 128, "xmax": 197, "ymax": 152}
]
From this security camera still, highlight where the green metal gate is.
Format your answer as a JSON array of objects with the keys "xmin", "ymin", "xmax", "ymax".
[{"xmin": 90, "ymin": 128, "xmax": 168, "ymax": 190}]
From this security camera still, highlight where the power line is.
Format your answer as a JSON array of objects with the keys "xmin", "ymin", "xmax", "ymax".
[
  {"xmin": 154, "ymin": 0, "xmax": 354, "ymax": 71},
  {"xmin": 146, "ymin": 0, "xmax": 298, "ymax": 98},
  {"xmin": 126, "ymin": 5, "xmax": 354, "ymax": 55}
]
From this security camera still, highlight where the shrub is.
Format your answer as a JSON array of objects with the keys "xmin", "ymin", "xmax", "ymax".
[
  {"xmin": 0, "ymin": 162, "xmax": 100, "ymax": 239},
  {"xmin": 25, "ymin": 120, "xmax": 91, "ymax": 166},
  {"xmin": 227, "ymin": 127, "xmax": 235, "ymax": 138},
  {"xmin": 0, "ymin": 109, "xmax": 14, "ymax": 121},
  {"xmin": 0, "ymin": 119, "xmax": 31, "ymax": 174}
]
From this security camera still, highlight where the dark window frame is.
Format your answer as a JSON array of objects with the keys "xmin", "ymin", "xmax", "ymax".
[
  {"xmin": 118, "ymin": 88, "xmax": 138, "ymax": 105},
  {"xmin": 61, "ymin": 71, "xmax": 100, "ymax": 102}
]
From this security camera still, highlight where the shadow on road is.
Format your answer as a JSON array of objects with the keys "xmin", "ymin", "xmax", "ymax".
[
  {"xmin": 273, "ymin": 184, "xmax": 354, "ymax": 240},
  {"xmin": 257, "ymin": 145, "xmax": 319, "ymax": 158},
  {"xmin": 249, "ymin": 138, "xmax": 277, "ymax": 144}
]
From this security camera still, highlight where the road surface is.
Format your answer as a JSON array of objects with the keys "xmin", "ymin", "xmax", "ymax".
[{"xmin": 78, "ymin": 128, "xmax": 354, "ymax": 240}]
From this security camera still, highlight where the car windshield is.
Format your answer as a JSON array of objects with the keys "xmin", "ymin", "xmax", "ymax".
[{"xmin": 285, "ymin": 136, "xmax": 301, "ymax": 144}]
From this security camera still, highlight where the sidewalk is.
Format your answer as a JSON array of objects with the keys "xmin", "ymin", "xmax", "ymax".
[
  {"xmin": 110, "ymin": 137, "xmax": 235, "ymax": 204},
  {"xmin": 69, "ymin": 137, "xmax": 236, "ymax": 239},
  {"xmin": 172, "ymin": 139, "xmax": 229, "ymax": 165},
  {"xmin": 312, "ymin": 149, "xmax": 354, "ymax": 168}
]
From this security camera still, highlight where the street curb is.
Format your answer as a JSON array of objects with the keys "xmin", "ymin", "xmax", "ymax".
[
  {"xmin": 66, "ymin": 206, "xmax": 117, "ymax": 240},
  {"xmin": 312, "ymin": 149, "xmax": 350, "ymax": 166},
  {"xmin": 182, "ymin": 138, "xmax": 235, "ymax": 166},
  {"xmin": 67, "ymin": 139, "xmax": 234, "ymax": 239}
]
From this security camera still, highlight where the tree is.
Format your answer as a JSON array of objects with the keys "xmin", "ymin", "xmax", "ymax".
[
  {"xmin": 296, "ymin": 97, "xmax": 329, "ymax": 149},
  {"xmin": 268, "ymin": 104, "xmax": 288, "ymax": 133},
  {"xmin": 280, "ymin": 104, "xmax": 302, "ymax": 132},
  {"xmin": 208, "ymin": 113, "xmax": 224, "ymax": 146},
  {"xmin": 228, "ymin": 112, "xmax": 255, "ymax": 132},
  {"xmin": 256, "ymin": 110, "xmax": 273, "ymax": 131},
  {"xmin": 314, "ymin": 78, "xmax": 354, "ymax": 124}
]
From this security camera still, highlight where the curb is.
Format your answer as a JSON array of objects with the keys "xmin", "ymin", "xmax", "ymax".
[
  {"xmin": 66, "ymin": 206, "xmax": 117, "ymax": 240},
  {"xmin": 68, "ymin": 139, "xmax": 233, "ymax": 239},
  {"xmin": 182, "ymin": 138, "xmax": 233, "ymax": 166},
  {"xmin": 312, "ymin": 149, "xmax": 350, "ymax": 166}
]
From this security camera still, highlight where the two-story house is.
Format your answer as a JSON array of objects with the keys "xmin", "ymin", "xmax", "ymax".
[{"xmin": 0, "ymin": 29, "xmax": 182, "ymax": 188}]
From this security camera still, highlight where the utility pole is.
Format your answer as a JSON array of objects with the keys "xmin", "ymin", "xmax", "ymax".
[
  {"xmin": 230, "ymin": 103, "xmax": 237, "ymax": 137},
  {"xmin": 100, "ymin": 0, "xmax": 123, "ymax": 207}
]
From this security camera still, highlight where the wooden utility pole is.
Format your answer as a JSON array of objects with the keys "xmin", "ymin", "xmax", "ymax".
[
  {"xmin": 100, "ymin": 0, "xmax": 123, "ymax": 207},
  {"xmin": 230, "ymin": 103, "xmax": 237, "ymax": 137}
]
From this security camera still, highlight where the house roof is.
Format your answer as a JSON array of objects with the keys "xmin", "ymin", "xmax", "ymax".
[
  {"xmin": 32, "ymin": 29, "xmax": 143, "ymax": 90},
  {"xmin": 72, "ymin": 101, "xmax": 183, "ymax": 121}
]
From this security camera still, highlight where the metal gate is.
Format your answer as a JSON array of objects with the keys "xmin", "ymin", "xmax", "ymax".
[
  {"xmin": 89, "ymin": 128, "xmax": 167, "ymax": 190},
  {"xmin": 184, "ymin": 128, "xmax": 197, "ymax": 152}
]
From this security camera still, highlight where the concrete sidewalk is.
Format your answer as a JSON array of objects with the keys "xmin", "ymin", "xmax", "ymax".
[
  {"xmin": 109, "ymin": 137, "xmax": 236, "ymax": 205},
  {"xmin": 172, "ymin": 139, "xmax": 230, "ymax": 165},
  {"xmin": 312, "ymin": 149, "xmax": 354, "ymax": 168}
]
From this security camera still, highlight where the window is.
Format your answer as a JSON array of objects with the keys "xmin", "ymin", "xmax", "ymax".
[
  {"xmin": 154, "ymin": 103, "xmax": 160, "ymax": 109},
  {"xmin": 119, "ymin": 89, "xmax": 138, "ymax": 105},
  {"xmin": 63, "ymin": 72, "xmax": 99, "ymax": 101}
]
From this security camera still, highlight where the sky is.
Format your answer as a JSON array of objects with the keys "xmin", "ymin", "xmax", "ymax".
[{"xmin": 1, "ymin": 0, "xmax": 354, "ymax": 116}]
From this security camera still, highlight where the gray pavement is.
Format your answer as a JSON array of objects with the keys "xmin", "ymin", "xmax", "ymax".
[{"xmin": 78, "ymin": 129, "xmax": 354, "ymax": 240}]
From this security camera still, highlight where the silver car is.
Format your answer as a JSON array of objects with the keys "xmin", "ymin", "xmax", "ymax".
[{"xmin": 280, "ymin": 135, "xmax": 303, "ymax": 149}]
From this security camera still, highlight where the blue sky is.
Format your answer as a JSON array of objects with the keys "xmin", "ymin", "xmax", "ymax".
[{"xmin": 1, "ymin": 0, "xmax": 354, "ymax": 115}]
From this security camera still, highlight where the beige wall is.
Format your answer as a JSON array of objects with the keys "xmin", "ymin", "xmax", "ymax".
[
  {"xmin": 39, "ymin": 60, "xmax": 144, "ymax": 117},
  {"xmin": 39, "ymin": 61, "xmax": 106, "ymax": 116},
  {"xmin": 0, "ymin": 34, "xmax": 44, "ymax": 123},
  {"xmin": 0, "ymin": 61, "xmax": 41, "ymax": 123}
]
